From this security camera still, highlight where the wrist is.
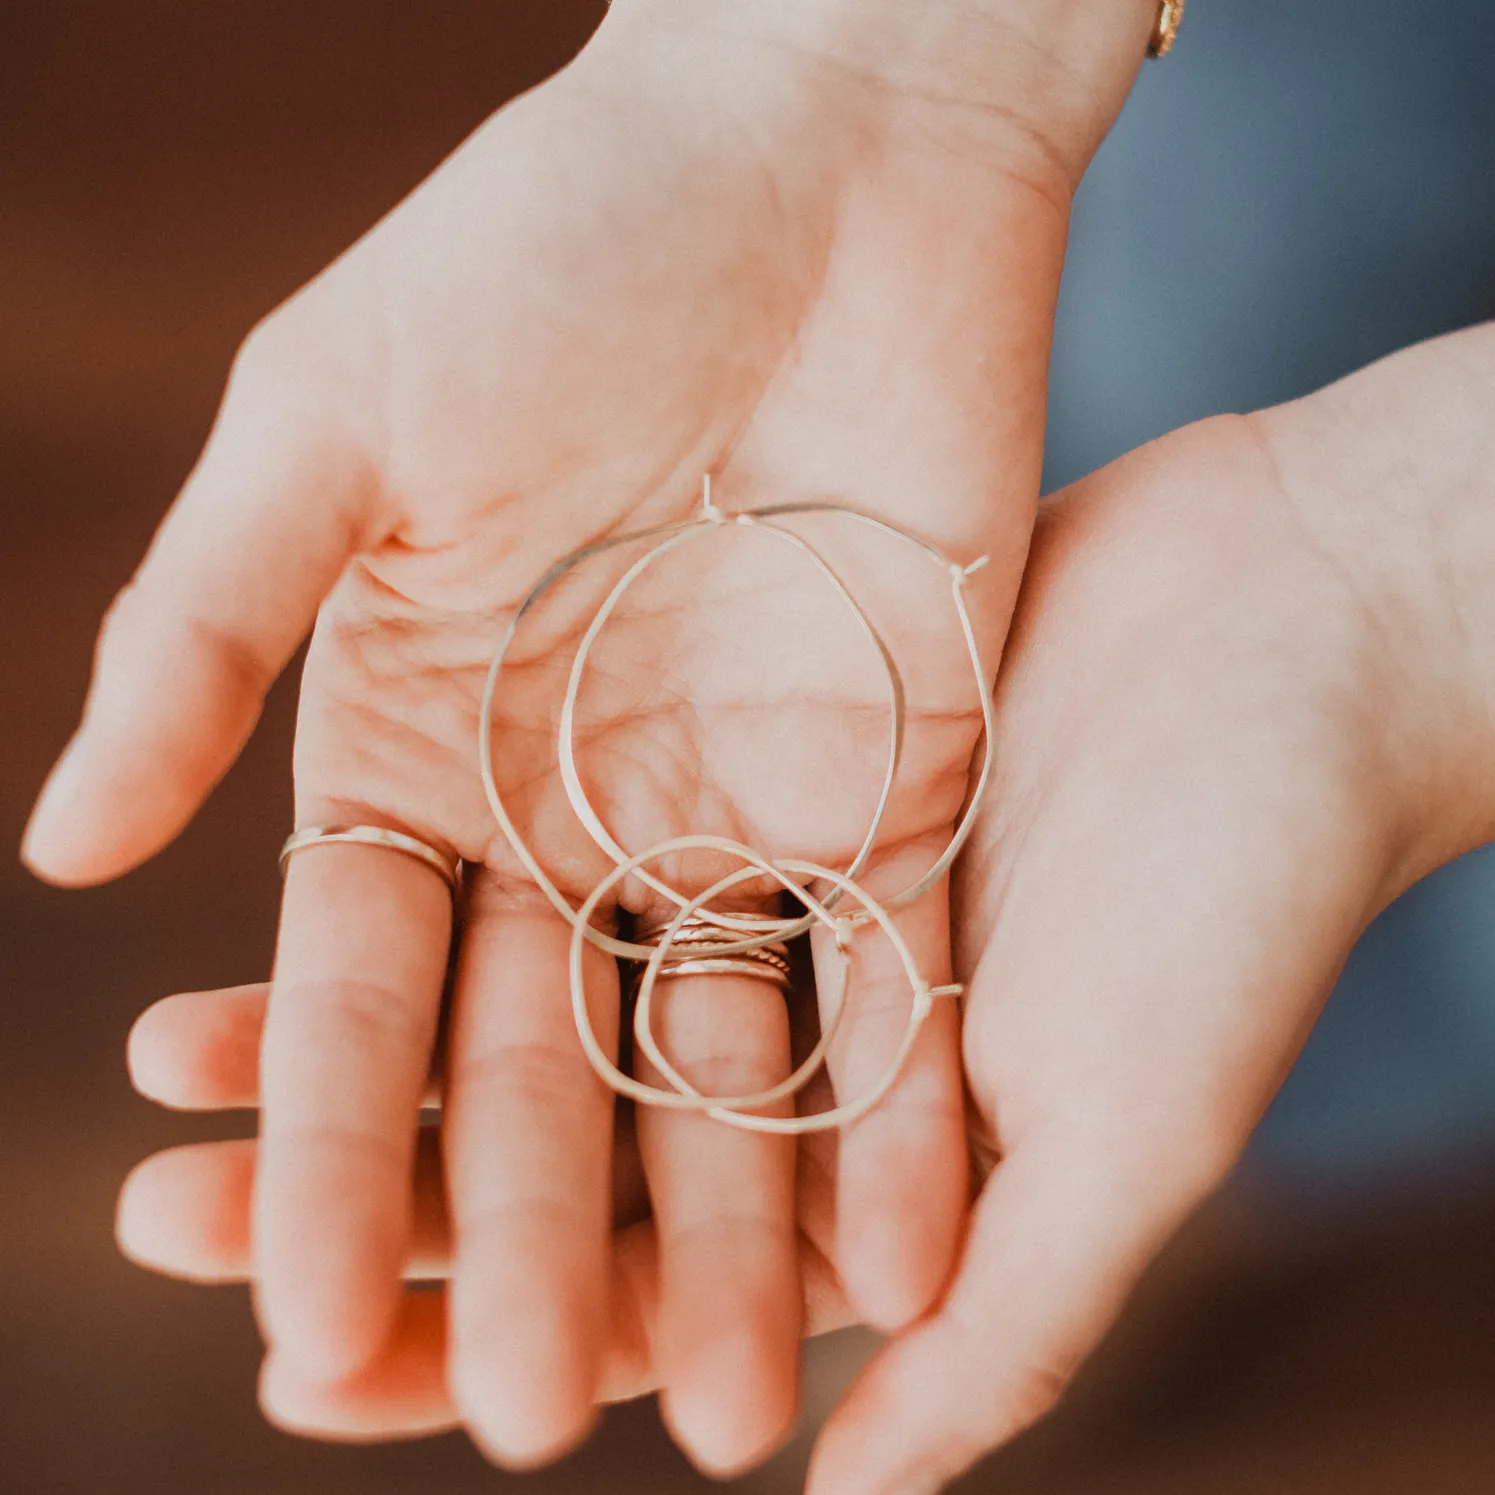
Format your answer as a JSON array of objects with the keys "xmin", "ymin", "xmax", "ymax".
[
  {"xmin": 597, "ymin": 0, "xmax": 1157, "ymax": 192},
  {"xmin": 1254, "ymin": 322, "xmax": 1495, "ymax": 878}
]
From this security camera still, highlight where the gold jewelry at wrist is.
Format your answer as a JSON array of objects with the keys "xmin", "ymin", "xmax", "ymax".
[{"xmin": 1148, "ymin": 0, "xmax": 1185, "ymax": 57}]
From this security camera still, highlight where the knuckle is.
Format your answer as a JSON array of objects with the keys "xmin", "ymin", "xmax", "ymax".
[
  {"xmin": 223, "ymin": 308, "xmax": 334, "ymax": 437},
  {"xmin": 839, "ymin": 1087, "xmax": 966, "ymax": 1148},
  {"xmin": 462, "ymin": 872, "xmax": 574, "ymax": 922},
  {"xmin": 94, "ymin": 580, "xmax": 146, "ymax": 665},
  {"xmin": 1001, "ymin": 1355, "xmax": 1073, "ymax": 1433},
  {"xmin": 263, "ymin": 1116, "xmax": 406, "ymax": 1176},
  {"xmin": 646, "ymin": 1048, "xmax": 783, "ymax": 1096},
  {"xmin": 452, "ymin": 1037, "xmax": 585, "ymax": 1112},
  {"xmin": 227, "ymin": 297, "xmax": 366, "ymax": 441},
  {"xmin": 454, "ymin": 1193, "xmax": 591, "ymax": 1249},
  {"xmin": 662, "ymin": 1211, "xmax": 794, "ymax": 1264},
  {"xmin": 274, "ymin": 975, "xmax": 431, "ymax": 1062},
  {"xmin": 229, "ymin": 312, "xmax": 299, "ymax": 399},
  {"xmin": 96, "ymin": 571, "xmax": 275, "ymax": 706}
]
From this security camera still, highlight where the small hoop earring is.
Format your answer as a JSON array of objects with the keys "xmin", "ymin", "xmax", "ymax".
[
  {"xmin": 555, "ymin": 513, "xmax": 905, "ymax": 946},
  {"xmin": 569, "ymin": 834, "xmax": 932, "ymax": 1135}
]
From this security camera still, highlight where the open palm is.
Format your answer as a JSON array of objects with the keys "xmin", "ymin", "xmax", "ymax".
[
  {"xmin": 120, "ymin": 396, "xmax": 1462, "ymax": 1489},
  {"xmin": 25, "ymin": 9, "xmax": 1084, "ymax": 1476}
]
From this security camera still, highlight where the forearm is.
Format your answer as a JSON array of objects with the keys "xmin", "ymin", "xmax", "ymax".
[{"xmin": 1255, "ymin": 320, "xmax": 1495, "ymax": 870}]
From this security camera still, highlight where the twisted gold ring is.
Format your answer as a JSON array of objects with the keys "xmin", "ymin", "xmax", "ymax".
[{"xmin": 633, "ymin": 910, "xmax": 793, "ymax": 990}]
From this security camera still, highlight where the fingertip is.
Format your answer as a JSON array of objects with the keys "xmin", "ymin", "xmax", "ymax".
[
  {"xmin": 254, "ymin": 1223, "xmax": 407, "ymax": 1387},
  {"xmin": 464, "ymin": 1409, "xmax": 599, "ymax": 1473},
  {"xmin": 260, "ymin": 1303, "xmax": 460, "ymax": 1441},
  {"xmin": 20, "ymin": 735, "xmax": 110, "ymax": 886},
  {"xmin": 21, "ymin": 724, "xmax": 199, "ymax": 887},
  {"xmin": 116, "ymin": 1143, "xmax": 252, "ymax": 1282},
  {"xmin": 659, "ymin": 1326, "xmax": 799, "ymax": 1480},
  {"xmin": 114, "ymin": 1156, "xmax": 164, "ymax": 1270},
  {"xmin": 258, "ymin": 1359, "xmax": 341, "ymax": 1442},
  {"xmin": 447, "ymin": 1324, "xmax": 599, "ymax": 1459},
  {"xmin": 449, "ymin": 1275, "xmax": 604, "ymax": 1470},
  {"xmin": 125, "ymin": 999, "xmax": 188, "ymax": 1107},
  {"xmin": 27, "ymin": 586, "xmax": 274, "ymax": 888},
  {"xmin": 454, "ymin": 1360, "xmax": 599, "ymax": 1471},
  {"xmin": 834, "ymin": 1096, "xmax": 968, "ymax": 1333},
  {"xmin": 258, "ymin": 1354, "xmax": 458, "ymax": 1445},
  {"xmin": 837, "ymin": 1157, "xmax": 965, "ymax": 1332},
  {"xmin": 838, "ymin": 1214, "xmax": 950, "ymax": 1334},
  {"xmin": 256, "ymin": 1292, "xmax": 402, "ymax": 1389},
  {"xmin": 127, "ymin": 987, "xmax": 266, "ymax": 1110},
  {"xmin": 260, "ymin": 1290, "xmax": 458, "ymax": 1442}
]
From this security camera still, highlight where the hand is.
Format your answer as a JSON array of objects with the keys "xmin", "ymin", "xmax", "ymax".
[
  {"xmin": 122, "ymin": 325, "xmax": 1495, "ymax": 1482},
  {"xmin": 806, "ymin": 324, "xmax": 1495, "ymax": 1494},
  {"xmin": 24, "ymin": 0, "xmax": 1155, "ymax": 1472},
  {"xmin": 115, "ymin": 981, "xmax": 860, "ymax": 1434}
]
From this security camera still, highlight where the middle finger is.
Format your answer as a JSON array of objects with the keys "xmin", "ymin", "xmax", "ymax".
[{"xmin": 633, "ymin": 940, "xmax": 801, "ymax": 1477}]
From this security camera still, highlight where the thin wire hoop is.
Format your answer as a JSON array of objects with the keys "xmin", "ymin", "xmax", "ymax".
[
  {"xmin": 569, "ymin": 834, "xmax": 933, "ymax": 1135},
  {"xmin": 478, "ymin": 491, "xmax": 996, "ymax": 962},
  {"xmin": 557, "ymin": 513, "xmax": 905, "ymax": 942},
  {"xmin": 631, "ymin": 860, "xmax": 853, "ymax": 1114}
]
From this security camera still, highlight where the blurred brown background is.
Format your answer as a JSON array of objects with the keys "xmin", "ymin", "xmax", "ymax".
[{"xmin": 4, "ymin": 3, "xmax": 1494, "ymax": 1492}]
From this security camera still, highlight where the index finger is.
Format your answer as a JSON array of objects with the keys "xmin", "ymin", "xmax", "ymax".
[{"xmin": 255, "ymin": 832, "xmax": 452, "ymax": 1382}]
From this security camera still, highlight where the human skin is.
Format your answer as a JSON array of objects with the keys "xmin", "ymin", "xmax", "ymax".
[
  {"xmin": 21, "ymin": 0, "xmax": 1155, "ymax": 1475},
  {"xmin": 808, "ymin": 320, "xmax": 1495, "ymax": 1494},
  {"xmin": 119, "ymin": 321, "xmax": 1495, "ymax": 1491}
]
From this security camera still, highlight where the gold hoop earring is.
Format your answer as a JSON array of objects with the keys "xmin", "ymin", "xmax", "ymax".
[{"xmin": 478, "ymin": 476, "xmax": 989, "ymax": 1129}]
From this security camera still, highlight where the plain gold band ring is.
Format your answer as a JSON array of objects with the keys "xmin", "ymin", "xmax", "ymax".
[
  {"xmin": 279, "ymin": 824, "xmax": 462, "ymax": 894},
  {"xmin": 650, "ymin": 953, "xmax": 793, "ymax": 988}
]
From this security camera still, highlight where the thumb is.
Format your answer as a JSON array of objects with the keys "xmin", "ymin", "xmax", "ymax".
[
  {"xmin": 805, "ymin": 1134, "xmax": 1221, "ymax": 1495},
  {"xmin": 22, "ymin": 319, "xmax": 379, "ymax": 885}
]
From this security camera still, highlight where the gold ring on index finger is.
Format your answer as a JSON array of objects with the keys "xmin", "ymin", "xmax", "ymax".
[{"xmin": 279, "ymin": 824, "xmax": 462, "ymax": 895}]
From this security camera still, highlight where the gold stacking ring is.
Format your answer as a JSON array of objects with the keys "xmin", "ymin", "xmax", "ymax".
[
  {"xmin": 279, "ymin": 824, "xmax": 462, "ymax": 894},
  {"xmin": 633, "ymin": 911, "xmax": 793, "ymax": 990},
  {"xmin": 652, "ymin": 955, "xmax": 792, "ymax": 988}
]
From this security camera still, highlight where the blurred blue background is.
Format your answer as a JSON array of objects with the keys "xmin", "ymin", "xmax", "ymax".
[{"xmin": 1044, "ymin": 0, "xmax": 1495, "ymax": 1201}]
